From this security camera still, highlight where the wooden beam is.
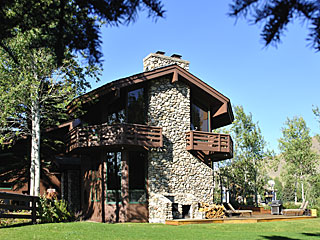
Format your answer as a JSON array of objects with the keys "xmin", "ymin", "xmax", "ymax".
[
  {"xmin": 172, "ymin": 69, "xmax": 179, "ymax": 83},
  {"xmin": 213, "ymin": 103, "xmax": 227, "ymax": 117}
]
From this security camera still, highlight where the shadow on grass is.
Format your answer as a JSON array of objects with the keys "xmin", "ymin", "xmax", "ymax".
[
  {"xmin": 260, "ymin": 236, "xmax": 300, "ymax": 240},
  {"xmin": 301, "ymin": 232, "xmax": 320, "ymax": 237},
  {"xmin": 0, "ymin": 222, "xmax": 34, "ymax": 229}
]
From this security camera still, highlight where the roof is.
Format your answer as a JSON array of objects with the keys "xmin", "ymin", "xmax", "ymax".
[{"xmin": 67, "ymin": 64, "xmax": 234, "ymax": 126}]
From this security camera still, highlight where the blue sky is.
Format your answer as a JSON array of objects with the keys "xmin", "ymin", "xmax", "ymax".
[{"xmin": 90, "ymin": 0, "xmax": 320, "ymax": 152}]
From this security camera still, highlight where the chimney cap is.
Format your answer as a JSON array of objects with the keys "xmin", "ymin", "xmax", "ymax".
[
  {"xmin": 156, "ymin": 51, "xmax": 165, "ymax": 55},
  {"xmin": 171, "ymin": 54, "xmax": 182, "ymax": 59}
]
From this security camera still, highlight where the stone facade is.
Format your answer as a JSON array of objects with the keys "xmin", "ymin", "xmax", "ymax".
[
  {"xmin": 143, "ymin": 53, "xmax": 190, "ymax": 72},
  {"xmin": 147, "ymin": 76, "xmax": 214, "ymax": 223}
]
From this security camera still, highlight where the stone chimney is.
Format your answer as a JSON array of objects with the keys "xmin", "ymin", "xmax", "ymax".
[{"xmin": 143, "ymin": 51, "xmax": 190, "ymax": 72}]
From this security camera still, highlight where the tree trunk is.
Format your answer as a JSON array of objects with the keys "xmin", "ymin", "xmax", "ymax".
[
  {"xmin": 294, "ymin": 179, "xmax": 297, "ymax": 204},
  {"xmin": 30, "ymin": 99, "xmax": 41, "ymax": 196},
  {"xmin": 220, "ymin": 172, "xmax": 223, "ymax": 204},
  {"xmin": 253, "ymin": 159, "xmax": 258, "ymax": 207},
  {"xmin": 301, "ymin": 181, "xmax": 305, "ymax": 202}
]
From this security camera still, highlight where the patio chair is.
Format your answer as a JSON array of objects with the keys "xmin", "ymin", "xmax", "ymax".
[
  {"xmin": 283, "ymin": 201, "xmax": 309, "ymax": 216},
  {"xmin": 225, "ymin": 203, "xmax": 253, "ymax": 217}
]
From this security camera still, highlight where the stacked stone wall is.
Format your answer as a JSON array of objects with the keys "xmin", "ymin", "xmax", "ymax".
[{"xmin": 147, "ymin": 77, "xmax": 213, "ymax": 222}]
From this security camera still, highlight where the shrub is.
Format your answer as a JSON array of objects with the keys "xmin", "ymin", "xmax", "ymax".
[
  {"xmin": 37, "ymin": 196, "xmax": 75, "ymax": 223},
  {"xmin": 309, "ymin": 197, "xmax": 320, "ymax": 217},
  {"xmin": 0, "ymin": 215, "xmax": 30, "ymax": 227},
  {"xmin": 282, "ymin": 202, "xmax": 300, "ymax": 209}
]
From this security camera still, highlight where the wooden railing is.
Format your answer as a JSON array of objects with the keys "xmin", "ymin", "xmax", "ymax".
[
  {"xmin": 66, "ymin": 123, "xmax": 163, "ymax": 152},
  {"xmin": 186, "ymin": 131, "xmax": 233, "ymax": 161},
  {"xmin": 0, "ymin": 192, "xmax": 39, "ymax": 224}
]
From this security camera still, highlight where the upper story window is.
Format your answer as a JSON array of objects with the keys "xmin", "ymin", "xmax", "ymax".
[
  {"xmin": 127, "ymin": 88, "xmax": 145, "ymax": 124},
  {"xmin": 191, "ymin": 101, "xmax": 210, "ymax": 132}
]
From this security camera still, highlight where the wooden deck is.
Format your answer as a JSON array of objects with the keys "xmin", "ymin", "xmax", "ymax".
[
  {"xmin": 186, "ymin": 131, "xmax": 233, "ymax": 161},
  {"xmin": 66, "ymin": 123, "xmax": 163, "ymax": 152},
  {"xmin": 165, "ymin": 215, "xmax": 317, "ymax": 225}
]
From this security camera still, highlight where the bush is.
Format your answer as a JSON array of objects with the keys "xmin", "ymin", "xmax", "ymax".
[
  {"xmin": 282, "ymin": 202, "xmax": 300, "ymax": 209},
  {"xmin": 37, "ymin": 196, "xmax": 75, "ymax": 223},
  {"xmin": 262, "ymin": 205, "xmax": 271, "ymax": 210},
  {"xmin": 309, "ymin": 197, "xmax": 320, "ymax": 217},
  {"xmin": 0, "ymin": 212, "xmax": 30, "ymax": 227}
]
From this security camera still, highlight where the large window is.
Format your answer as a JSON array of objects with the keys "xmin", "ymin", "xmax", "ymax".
[
  {"xmin": 105, "ymin": 152, "xmax": 122, "ymax": 203},
  {"xmin": 129, "ymin": 152, "xmax": 146, "ymax": 203},
  {"xmin": 127, "ymin": 88, "xmax": 145, "ymax": 124},
  {"xmin": 0, "ymin": 181, "xmax": 12, "ymax": 190},
  {"xmin": 191, "ymin": 102, "xmax": 209, "ymax": 132}
]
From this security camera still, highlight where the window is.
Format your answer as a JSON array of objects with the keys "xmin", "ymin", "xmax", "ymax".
[
  {"xmin": 105, "ymin": 152, "xmax": 122, "ymax": 203},
  {"xmin": 129, "ymin": 152, "xmax": 146, "ymax": 203},
  {"xmin": 127, "ymin": 88, "xmax": 145, "ymax": 124},
  {"xmin": 0, "ymin": 182, "xmax": 12, "ymax": 190},
  {"xmin": 191, "ymin": 102, "xmax": 209, "ymax": 132}
]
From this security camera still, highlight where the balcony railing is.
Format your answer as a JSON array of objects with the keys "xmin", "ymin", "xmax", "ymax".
[
  {"xmin": 186, "ymin": 130, "xmax": 233, "ymax": 161},
  {"xmin": 66, "ymin": 123, "xmax": 163, "ymax": 152}
]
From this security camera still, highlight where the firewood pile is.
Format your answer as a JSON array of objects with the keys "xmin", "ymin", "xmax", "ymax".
[{"xmin": 199, "ymin": 203, "xmax": 226, "ymax": 219}]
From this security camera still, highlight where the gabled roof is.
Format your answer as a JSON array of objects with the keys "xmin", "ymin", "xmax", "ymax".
[{"xmin": 68, "ymin": 64, "xmax": 234, "ymax": 126}]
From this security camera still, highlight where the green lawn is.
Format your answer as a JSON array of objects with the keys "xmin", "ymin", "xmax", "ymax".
[{"xmin": 1, "ymin": 219, "xmax": 320, "ymax": 240}]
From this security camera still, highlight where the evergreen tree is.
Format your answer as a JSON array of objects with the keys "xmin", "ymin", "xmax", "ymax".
[
  {"xmin": 0, "ymin": 0, "xmax": 165, "ymax": 65},
  {"xmin": 229, "ymin": 0, "xmax": 320, "ymax": 51}
]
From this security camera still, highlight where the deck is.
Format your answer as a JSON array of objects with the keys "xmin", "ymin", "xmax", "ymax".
[
  {"xmin": 66, "ymin": 123, "xmax": 163, "ymax": 152},
  {"xmin": 165, "ymin": 215, "xmax": 317, "ymax": 225},
  {"xmin": 186, "ymin": 131, "xmax": 233, "ymax": 161}
]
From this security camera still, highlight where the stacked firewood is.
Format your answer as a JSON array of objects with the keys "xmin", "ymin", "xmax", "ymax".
[{"xmin": 199, "ymin": 203, "xmax": 226, "ymax": 219}]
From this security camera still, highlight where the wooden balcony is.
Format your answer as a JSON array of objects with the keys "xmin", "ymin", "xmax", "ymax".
[
  {"xmin": 186, "ymin": 130, "xmax": 233, "ymax": 162},
  {"xmin": 66, "ymin": 123, "xmax": 163, "ymax": 152}
]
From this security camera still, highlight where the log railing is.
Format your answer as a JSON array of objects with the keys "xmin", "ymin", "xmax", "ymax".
[
  {"xmin": 66, "ymin": 123, "xmax": 163, "ymax": 152},
  {"xmin": 0, "ymin": 192, "xmax": 39, "ymax": 224},
  {"xmin": 186, "ymin": 131, "xmax": 233, "ymax": 161}
]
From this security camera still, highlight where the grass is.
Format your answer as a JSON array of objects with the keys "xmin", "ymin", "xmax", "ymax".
[{"xmin": 0, "ymin": 219, "xmax": 320, "ymax": 240}]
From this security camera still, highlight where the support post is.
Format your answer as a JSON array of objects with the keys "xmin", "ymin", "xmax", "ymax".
[
  {"xmin": 31, "ymin": 197, "xmax": 37, "ymax": 224},
  {"xmin": 121, "ymin": 150, "xmax": 129, "ymax": 222}
]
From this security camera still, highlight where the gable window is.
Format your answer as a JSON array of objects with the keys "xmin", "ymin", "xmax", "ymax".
[
  {"xmin": 191, "ymin": 102, "xmax": 210, "ymax": 132},
  {"xmin": 127, "ymin": 88, "xmax": 145, "ymax": 124}
]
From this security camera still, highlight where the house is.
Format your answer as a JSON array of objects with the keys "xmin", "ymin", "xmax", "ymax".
[
  {"xmin": 1, "ymin": 51, "xmax": 234, "ymax": 223},
  {"xmin": 62, "ymin": 52, "xmax": 234, "ymax": 223}
]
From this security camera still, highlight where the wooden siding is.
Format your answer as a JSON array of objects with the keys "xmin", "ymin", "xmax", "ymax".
[
  {"xmin": 186, "ymin": 130, "xmax": 233, "ymax": 162},
  {"xmin": 67, "ymin": 123, "xmax": 163, "ymax": 152}
]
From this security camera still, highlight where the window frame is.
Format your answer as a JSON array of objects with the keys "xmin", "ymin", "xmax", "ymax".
[
  {"xmin": 190, "ymin": 98, "xmax": 211, "ymax": 132},
  {"xmin": 105, "ymin": 152, "xmax": 122, "ymax": 204}
]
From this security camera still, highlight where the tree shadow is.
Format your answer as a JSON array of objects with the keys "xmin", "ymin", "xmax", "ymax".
[
  {"xmin": 301, "ymin": 232, "xmax": 320, "ymax": 237},
  {"xmin": 260, "ymin": 236, "xmax": 301, "ymax": 240},
  {"xmin": 0, "ymin": 221, "xmax": 33, "ymax": 229}
]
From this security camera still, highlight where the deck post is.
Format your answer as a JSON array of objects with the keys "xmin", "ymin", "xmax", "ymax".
[
  {"xmin": 31, "ymin": 197, "xmax": 37, "ymax": 224},
  {"xmin": 121, "ymin": 150, "xmax": 129, "ymax": 222}
]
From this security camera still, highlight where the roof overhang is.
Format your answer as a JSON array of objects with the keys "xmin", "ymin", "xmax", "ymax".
[{"xmin": 67, "ymin": 64, "xmax": 234, "ymax": 126}]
